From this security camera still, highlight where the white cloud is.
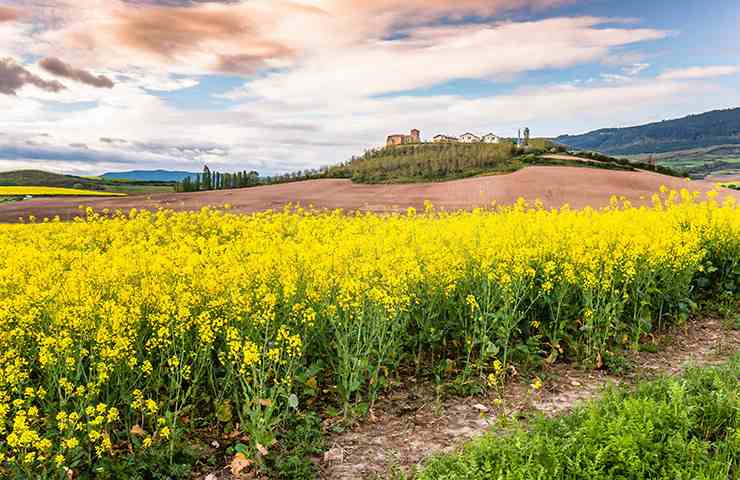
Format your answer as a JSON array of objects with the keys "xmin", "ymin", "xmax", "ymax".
[
  {"xmin": 658, "ymin": 65, "xmax": 740, "ymax": 81},
  {"xmin": 229, "ymin": 17, "xmax": 668, "ymax": 103},
  {"xmin": 623, "ymin": 63, "xmax": 650, "ymax": 75}
]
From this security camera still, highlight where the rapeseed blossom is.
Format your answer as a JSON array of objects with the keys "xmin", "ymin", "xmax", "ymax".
[{"xmin": 0, "ymin": 188, "xmax": 738, "ymax": 477}]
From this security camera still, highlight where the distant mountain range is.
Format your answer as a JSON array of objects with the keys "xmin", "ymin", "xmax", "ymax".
[
  {"xmin": 556, "ymin": 107, "xmax": 740, "ymax": 155},
  {"xmin": 101, "ymin": 170, "xmax": 197, "ymax": 182}
]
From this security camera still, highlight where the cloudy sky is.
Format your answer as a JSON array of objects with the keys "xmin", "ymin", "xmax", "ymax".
[{"xmin": 0, "ymin": 0, "xmax": 738, "ymax": 175}]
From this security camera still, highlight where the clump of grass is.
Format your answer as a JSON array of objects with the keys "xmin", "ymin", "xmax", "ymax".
[{"xmin": 418, "ymin": 355, "xmax": 740, "ymax": 480}]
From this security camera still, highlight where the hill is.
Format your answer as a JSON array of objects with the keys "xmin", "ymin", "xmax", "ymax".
[
  {"xmin": 102, "ymin": 170, "xmax": 197, "ymax": 182},
  {"xmin": 556, "ymin": 107, "xmax": 740, "ymax": 155},
  {"xmin": 322, "ymin": 139, "xmax": 677, "ymax": 184},
  {"xmin": 0, "ymin": 170, "xmax": 103, "ymax": 189},
  {"xmin": 0, "ymin": 169, "xmax": 175, "ymax": 196},
  {"xmin": 328, "ymin": 141, "xmax": 561, "ymax": 183}
]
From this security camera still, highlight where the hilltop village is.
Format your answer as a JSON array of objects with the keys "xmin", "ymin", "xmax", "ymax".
[{"xmin": 387, "ymin": 128, "xmax": 531, "ymax": 147}]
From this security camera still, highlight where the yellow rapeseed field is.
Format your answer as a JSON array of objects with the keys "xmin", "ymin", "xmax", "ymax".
[
  {"xmin": 0, "ymin": 187, "xmax": 738, "ymax": 478},
  {"xmin": 0, "ymin": 186, "xmax": 126, "ymax": 197}
]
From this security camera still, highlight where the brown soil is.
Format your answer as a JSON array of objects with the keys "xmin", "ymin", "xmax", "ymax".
[
  {"xmin": 318, "ymin": 317, "xmax": 740, "ymax": 480},
  {"xmin": 2, "ymin": 166, "xmax": 738, "ymax": 223}
]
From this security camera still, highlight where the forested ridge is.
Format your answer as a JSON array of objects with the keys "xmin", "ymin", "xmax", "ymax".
[
  {"xmin": 327, "ymin": 142, "xmax": 522, "ymax": 183},
  {"xmin": 557, "ymin": 107, "xmax": 740, "ymax": 155}
]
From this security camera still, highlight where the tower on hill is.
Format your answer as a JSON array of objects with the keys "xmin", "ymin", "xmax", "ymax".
[{"xmin": 387, "ymin": 129, "xmax": 421, "ymax": 147}]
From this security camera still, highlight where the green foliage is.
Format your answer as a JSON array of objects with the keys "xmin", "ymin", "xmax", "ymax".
[
  {"xmin": 329, "ymin": 143, "xmax": 522, "ymax": 183},
  {"xmin": 176, "ymin": 167, "xmax": 261, "ymax": 192},
  {"xmin": 419, "ymin": 356, "xmax": 740, "ymax": 480},
  {"xmin": 270, "ymin": 412, "xmax": 325, "ymax": 480},
  {"xmin": 570, "ymin": 151, "xmax": 686, "ymax": 177}
]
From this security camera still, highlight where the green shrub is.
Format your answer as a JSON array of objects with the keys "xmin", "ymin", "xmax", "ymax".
[{"xmin": 419, "ymin": 356, "xmax": 740, "ymax": 480}]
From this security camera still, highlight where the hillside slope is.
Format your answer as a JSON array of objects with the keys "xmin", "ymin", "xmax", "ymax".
[
  {"xmin": 556, "ymin": 107, "xmax": 740, "ymax": 155},
  {"xmin": 0, "ymin": 170, "xmax": 101, "ymax": 189},
  {"xmin": 328, "ymin": 141, "xmax": 557, "ymax": 183}
]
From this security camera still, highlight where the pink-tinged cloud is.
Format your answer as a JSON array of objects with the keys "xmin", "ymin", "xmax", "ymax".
[
  {"xmin": 216, "ymin": 51, "xmax": 294, "ymax": 74},
  {"xmin": 0, "ymin": 6, "xmax": 19, "ymax": 23},
  {"xmin": 39, "ymin": 57, "xmax": 115, "ymax": 88},
  {"xmin": 28, "ymin": 0, "xmax": 578, "ymax": 76},
  {"xmin": 658, "ymin": 66, "xmax": 740, "ymax": 81},
  {"xmin": 110, "ymin": 3, "xmax": 294, "ymax": 68},
  {"xmin": 0, "ymin": 58, "xmax": 66, "ymax": 95},
  {"xmin": 39, "ymin": 1, "xmax": 300, "ymax": 75}
]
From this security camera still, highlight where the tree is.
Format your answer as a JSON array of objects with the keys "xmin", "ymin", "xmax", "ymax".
[{"xmin": 202, "ymin": 165, "xmax": 212, "ymax": 190}]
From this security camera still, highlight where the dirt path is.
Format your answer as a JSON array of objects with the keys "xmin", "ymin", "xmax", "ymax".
[
  {"xmin": 2, "ymin": 167, "xmax": 738, "ymax": 223},
  {"xmin": 320, "ymin": 316, "xmax": 740, "ymax": 479}
]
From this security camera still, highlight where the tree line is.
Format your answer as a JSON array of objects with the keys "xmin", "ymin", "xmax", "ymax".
[{"xmin": 175, "ymin": 165, "xmax": 337, "ymax": 192}]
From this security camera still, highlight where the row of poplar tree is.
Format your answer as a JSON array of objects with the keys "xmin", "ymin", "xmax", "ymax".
[
  {"xmin": 175, "ymin": 164, "xmax": 340, "ymax": 192},
  {"xmin": 175, "ymin": 165, "xmax": 261, "ymax": 192}
]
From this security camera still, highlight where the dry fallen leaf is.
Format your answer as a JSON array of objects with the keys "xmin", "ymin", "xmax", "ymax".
[
  {"xmin": 324, "ymin": 446, "xmax": 344, "ymax": 463},
  {"xmin": 255, "ymin": 442, "xmax": 269, "ymax": 456},
  {"xmin": 230, "ymin": 452, "xmax": 253, "ymax": 476}
]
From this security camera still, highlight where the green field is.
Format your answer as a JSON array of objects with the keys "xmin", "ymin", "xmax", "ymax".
[
  {"xmin": 620, "ymin": 145, "xmax": 740, "ymax": 178},
  {"xmin": 97, "ymin": 184, "xmax": 174, "ymax": 195}
]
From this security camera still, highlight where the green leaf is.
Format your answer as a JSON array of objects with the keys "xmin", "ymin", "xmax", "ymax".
[{"xmin": 215, "ymin": 400, "xmax": 233, "ymax": 423}]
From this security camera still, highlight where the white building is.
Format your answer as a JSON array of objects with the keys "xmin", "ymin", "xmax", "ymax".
[
  {"xmin": 482, "ymin": 133, "xmax": 501, "ymax": 144},
  {"xmin": 433, "ymin": 134, "xmax": 459, "ymax": 143},
  {"xmin": 459, "ymin": 132, "xmax": 481, "ymax": 143}
]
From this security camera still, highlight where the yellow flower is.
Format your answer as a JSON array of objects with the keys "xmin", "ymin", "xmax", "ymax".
[
  {"xmin": 145, "ymin": 399, "xmax": 158, "ymax": 415},
  {"xmin": 531, "ymin": 376, "xmax": 543, "ymax": 391},
  {"xmin": 64, "ymin": 437, "xmax": 79, "ymax": 450},
  {"xmin": 242, "ymin": 341, "xmax": 260, "ymax": 367}
]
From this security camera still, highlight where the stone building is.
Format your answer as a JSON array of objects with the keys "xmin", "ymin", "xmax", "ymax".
[{"xmin": 387, "ymin": 129, "xmax": 421, "ymax": 147}]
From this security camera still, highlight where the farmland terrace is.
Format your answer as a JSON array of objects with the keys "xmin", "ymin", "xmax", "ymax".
[{"xmin": 0, "ymin": 166, "xmax": 738, "ymax": 222}]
